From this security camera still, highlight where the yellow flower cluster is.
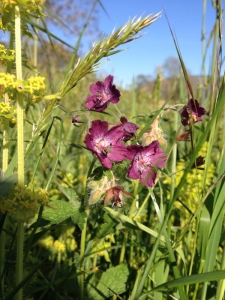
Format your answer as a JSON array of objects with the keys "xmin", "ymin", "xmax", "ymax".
[
  {"xmin": 49, "ymin": 172, "xmax": 76, "ymax": 198},
  {"xmin": 0, "ymin": 102, "xmax": 17, "ymax": 126},
  {"xmin": 0, "ymin": 73, "xmax": 46, "ymax": 103},
  {"xmin": 38, "ymin": 226, "xmax": 77, "ymax": 263},
  {"xmin": 164, "ymin": 142, "xmax": 215, "ymax": 220},
  {"xmin": 0, "ymin": 0, "xmax": 45, "ymax": 12},
  {"xmin": 0, "ymin": 44, "xmax": 15, "ymax": 66},
  {"xmin": 91, "ymin": 235, "xmax": 115, "ymax": 262},
  {"xmin": 0, "ymin": 185, "xmax": 49, "ymax": 221}
]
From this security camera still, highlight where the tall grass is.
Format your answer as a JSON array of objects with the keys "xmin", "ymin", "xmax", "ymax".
[{"xmin": 0, "ymin": 1, "xmax": 225, "ymax": 300}]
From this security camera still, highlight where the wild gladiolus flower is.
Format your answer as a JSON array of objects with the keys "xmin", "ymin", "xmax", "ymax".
[
  {"xmin": 84, "ymin": 120, "xmax": 128, "ymax": 169},
  {"xmin": 180, "ymin": 99, "xmax": 206, "ymax": 126},
  {"xmin": 126, "ymin": 141, "xmax": 168, "ymax": 187},
  {"xmin": 84, "ymin": 75, "xmax": 120, "ymax": 112}
]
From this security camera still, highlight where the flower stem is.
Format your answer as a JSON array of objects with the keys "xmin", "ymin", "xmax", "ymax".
[
  {"xmin": 79, "ymin": 157, "xmax": 96, "ymax": 299},
  {"xmin": 118, "ymin": 180, "xmax": 138, "ymax": 265},
  {"xmin": 0, "ymin": 94, "xmax": 10, "ymax": 297},
  {"xmin": 15, "ymin": 6, "xmax": 24, "ymax": 300}
]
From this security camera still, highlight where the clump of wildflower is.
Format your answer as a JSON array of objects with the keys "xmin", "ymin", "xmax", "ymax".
[
  {"xmin": 0, "ymin": 73, "xmax": 16, "ymax": 96},
  {"xmin": 0, "ymin": 44, "xmax": 15, "ymax": 66},
  {"xmin": 84, "ymin": 120, "xmax": 128, "ymax": 169},
  {"xmin": 91, "ymin": 236, "xmax": 115, "ymax": 262},
  {"xmin": 0, "ymin": 73, "xmax": 46, "ymax": 103},
  {"xmin": 141, "ymin": 116, "xmax": 167, "ymax": 147},
  {"xmin": 180, "ymin": 98, "xmax": 206, "ymax": 126},
  {"xmin": 0, "ymin": 101, "xmax": 17, "ymax": 126},
  {"xmin": 126, "ymin": 140, "xmax": 168, "ymax": 187},
  {"xmin": 38, "ymin": 226, "xmax": 77, "ymax": 263},
  {"xmin": 84, "ymin": 75, "xmax": 120, "ymax": 112},
  {"xmin": 18, "ymin": 76, "xmax": 46, "ymax": 103},
  {"xmin": 164, "ymin": 142, "xmax": 215, "ymax": 220},
  {"xmin": 0, "ymin": 185, "xmax": 49, "ymax": 221}
]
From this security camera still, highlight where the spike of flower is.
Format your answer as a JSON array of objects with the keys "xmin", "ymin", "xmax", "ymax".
[{"xmin": 84, "ymin": 75, "xmax": 120, "ymax": 112}]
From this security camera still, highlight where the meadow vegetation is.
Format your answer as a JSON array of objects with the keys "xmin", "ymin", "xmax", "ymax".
[{"xmin": 0, "ymin": 1, "xmax": 225, "ymax": 300}]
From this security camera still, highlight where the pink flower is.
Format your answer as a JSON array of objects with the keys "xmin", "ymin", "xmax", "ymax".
[
  {"xmin": 180, "ymin": 99, "xmax": 206, "ymax": 126},
  {"xmin": 84, "ymin": 75, "xmax": 120, "ymax": 112},
  {"xmin": 71, "ymin": 115, "xmax": 85, "ymax": 126},
  {"xmin": 104, "ymin": 186, "xmax": 133, "ymax": 207},
  {"xmin": 112, "ymin": 116, "xmax": 139, "ymax": 142},
  {"xmin": 126, "ymin": 141, "xmax": 168, "ymax": 187},
  {"xmin": 84, "ymin": 120, "xmax": 128, "ymax": 169}
]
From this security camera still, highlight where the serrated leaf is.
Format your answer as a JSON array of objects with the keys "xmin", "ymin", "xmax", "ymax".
[
  {"xmin": 42, "ymin": 200, "xmax": 77, "ymax": 224},
  {"xmin": 71, "ymin": 209, "xmax": 87, "ymax": 230},
  {"xmin": 86, "ymin": 265, "xmax": 129, "ymax": 299},
  {"xmin": 55, "ymin": 184, "xmax": 80, "ymax": 205}
]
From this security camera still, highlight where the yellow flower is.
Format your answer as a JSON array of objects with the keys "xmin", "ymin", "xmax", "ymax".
[{"xmin": 0, "ymin": 185, "xmax": 49, "ymax": 221}]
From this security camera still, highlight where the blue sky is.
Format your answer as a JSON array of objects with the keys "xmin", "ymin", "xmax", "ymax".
[{"xmin": 91, "ymin": 0, "xmax": 223, "ymax": 87}]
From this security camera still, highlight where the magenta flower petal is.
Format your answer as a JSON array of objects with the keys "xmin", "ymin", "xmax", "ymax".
[
  {"xmin": 127, "ymin": 141, "xmax": 168, "ymax": 187},
  {"xmin": 110, "ymin": 117, "xmax": 139, "ymax": 142},
  {"xmin": 84, "ymin": 75, "xmax": 121, "ymax": 112},
  {"xmin": 180, "ymin": 99, "xmax": 206, "ymax": 126},
  {"xmin": 84, "ymin": 120, "xmax": 127, "ymax": 169}
]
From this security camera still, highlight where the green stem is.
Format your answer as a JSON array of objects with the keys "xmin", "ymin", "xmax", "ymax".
[
  {"xmin": 15, "ymin": 6, "xmax": 24, "ymax": 300},
  {"xmin": 111, "ymin": 181, "xmax": 139, "ymax": 300},
  {"xmin": 79, "ymin": 216, "xmax": 88, "ymax": 300},
  {"xmin": 119, "ymin": 180, "xmax": 138, "ymax": 264},
  {"xmin": 168, "ymin": 109, "xmax": 178, "ymax": 237},
  {"xmin": 79, "ymin": 157, "xmax": 96, "ymax": 299},
  {"xmin": 216, "ymin": 242, "xmax": 225, "ymax": 300},
  {"xmin": 16, "ymin": 222, "xmax": 24, "ymax": 300}
]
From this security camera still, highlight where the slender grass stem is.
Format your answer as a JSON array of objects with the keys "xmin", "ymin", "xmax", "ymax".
[{"xmin": 15, "ymin": 6, "xmax": 24, "ymax": 300}]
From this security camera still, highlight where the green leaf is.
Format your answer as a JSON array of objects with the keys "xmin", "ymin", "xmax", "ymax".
[
  {"xmin": 139, "ymin": 271, "xmax": 225, "ymax": 299},
  {"xmin": 2, "ymin": 5, "xmax": 15, "ymax": 26},
  {"xmin": 42, "ymin": 200, "xmax": 78, "ymax": 224},
  {"xmin": 55, "ymin": 184, "xmax": 80, "ymax": 205},
  {"xmin": 71, "ymin": 209, "xmax": 87, "ymax": 230},
  {"xmin": 97, "ymin": 213, "xmax": 118, "ymax": 239},
  {"xmin": 86, "ymin": 265, "xmax": 129, "ymax": 299},
  {"xmin": 54, "ymin": 185, "xmax": 87, "ymax": 229}
]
